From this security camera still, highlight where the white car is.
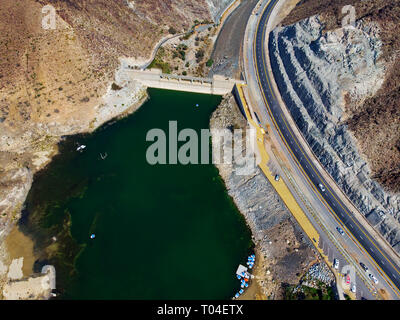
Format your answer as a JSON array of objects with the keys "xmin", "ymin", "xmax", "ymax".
[
  {"xmin": 333, "ymin": 259, "xmax": 339, "ymax": 269},
  {"xmin": 369, "ymin": 273, "xmax": 379, "ymax": 284},
  {"xmin": 274, "ymin": 174, "xmax": 280, "ymax": 181},
  {"xmin": 318, "ymin": 183, "xmax": 326, "ymax": 192},
  {"xmin": 351, "ymin": 283, "xmax": 356, "ymax": 293},
  {"xmin": 336, "ymin": 227, "xmax": 345, "ymax": 236}
]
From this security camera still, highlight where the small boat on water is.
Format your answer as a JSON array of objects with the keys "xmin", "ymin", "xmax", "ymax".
[
  {"xmin": 76, "ymin": 144, "xmax": 86, "ymax": 152},
  {"xmin": 90, "ymin": 233, "xmax": 96, "ymax": 239}
]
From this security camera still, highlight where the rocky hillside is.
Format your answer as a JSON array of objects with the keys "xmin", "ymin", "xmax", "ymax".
[
  {"xmin": 0, "ymin": 0, "xmax": 227, "ymax": 231},
  {"xmin": 0, "ymin": 0, "xmax": 214, "ymax": 152},
  {"xmin": 281, "ymin": 0, "xmax": 400, "ymax": 194},
  {"xmin": 206, "ymin": 0, "xmax": 235, "ymax": 22},
  {"xmin": 269, "ymin": 1, "xmax": 400, "ymax": 252},
  {"xmin": 0, "ymin": 0, "xmax": 233, "ymax": 298}
]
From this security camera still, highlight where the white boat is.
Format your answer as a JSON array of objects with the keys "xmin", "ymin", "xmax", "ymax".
[{"xmin": 77, "ymin": 144, "xmax": 86, "ymax": 152}]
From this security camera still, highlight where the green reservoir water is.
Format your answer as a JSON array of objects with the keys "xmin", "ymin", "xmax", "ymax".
[{"xmin": 21, "ymin": 89, "xmax": 252, "ymax": 299}]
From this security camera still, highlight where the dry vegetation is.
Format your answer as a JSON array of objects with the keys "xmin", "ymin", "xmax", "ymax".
[
  {"xmin": 0, "ymin": 0, "xmax": 212, "ymax": 147},
  {"xmin": 281, "ymin": 0, "xmax": 400, "ymax": 193}
]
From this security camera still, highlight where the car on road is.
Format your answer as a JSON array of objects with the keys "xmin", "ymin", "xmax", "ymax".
[
  {"xmin": 336, "ymin": 227, "xmax": 345, "ymax": 235},
  {"xmin": 351, "ymin": 283, "xmax": 356, "ymax": 293},
  {"xmin": 274, "ymin": 174, "xmax": 280, "ymax": 181},
  {"xmin": 333, "ymin": 259, "xmax": 339, "ymax": 269},
  {"xmin": 318, "ymin": 183, "xmax": 326, "ymax": 192},
  {"xmin": 369, "ymin": 273, "xmax": 378, "ymax": 284},
  {"xmin": 360, "ymin": 262, "xmax": 369, "ymax": 272},
  {"xmin": 346, "ymin": 274, "xmax": 351, "ymax": 285}
]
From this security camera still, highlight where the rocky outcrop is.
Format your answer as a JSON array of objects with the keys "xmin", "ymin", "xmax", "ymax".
[
  {"xmin": 269, "ymin": 15, "xmax": 400, "ymax": 253},
  {"xmin": 210, "ymin": 94, "xmax": 319, "ymax": 299},
  {"xmin": 280, "ymin": 0, "xmax": 400, "ymax": 195},
  {"xmin": 206, "ymin": 0, "xmax": 236, "ymax": 22},
  {"xmin": 0, "ymin": 168, "xmax": 33, "ymax": 241},
  {"xmin": 0, "ymin": 0, "xmax": 235, "ymax": 223}
]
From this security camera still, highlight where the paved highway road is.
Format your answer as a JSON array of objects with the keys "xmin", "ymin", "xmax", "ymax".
[{"xmin": 253, "ymin": 0, "xmax": 400, "ymax": 294}]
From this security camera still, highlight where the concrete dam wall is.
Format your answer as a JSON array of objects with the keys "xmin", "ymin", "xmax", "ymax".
[{"xmin": 126, "ymin": 69, "xmax": 244, "ymax": 95}]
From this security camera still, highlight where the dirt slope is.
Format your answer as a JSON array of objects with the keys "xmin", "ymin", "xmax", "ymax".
[
  {"xmin": 0, "ymin": 0, "xmax": 214, "ymax": 203},
  {"xmin": 280, "ymin": 0, "xmax": 400, "ymax": 193}
]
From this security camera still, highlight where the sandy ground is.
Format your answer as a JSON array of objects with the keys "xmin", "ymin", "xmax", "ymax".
[
  {"xmin": 0, "ymin": 0, "xmax": 241, "ymax": 300},
  {"xmin": 0, "ymin": 226, "xmax": 51, "ymax": 299},
  {"xmin": 5, "ymin": 227, "xmax": 36, "ymax": 278},
  {"xmin": 238, "ymin": 250, "xmax": 267, "ymax": 300},
  {"xmin": 149, "ymin": 0, "xmax": 243, "ymax": 78},
  {"xmin": 151, "ymin": 24, "xmax": 218, "ymax": 77}
]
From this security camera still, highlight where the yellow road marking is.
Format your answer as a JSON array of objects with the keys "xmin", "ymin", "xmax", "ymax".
[
  {"xmin": 250, "ymin": 0, "xmax": 400, "ymax": 298},
  {"xmin": 236, "ymin": 83, "xmax": 325, "ymax": 262}
]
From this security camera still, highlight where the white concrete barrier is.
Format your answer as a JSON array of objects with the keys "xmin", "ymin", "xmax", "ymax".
[{"xmin": 125, "ymin": 69, "xmax": 245, "ymax": 95}]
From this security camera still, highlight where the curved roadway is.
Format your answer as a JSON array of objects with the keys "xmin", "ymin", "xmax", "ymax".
[{"xmin": 254, "ymin": 0, "xmax": 400, "ymax": 293}]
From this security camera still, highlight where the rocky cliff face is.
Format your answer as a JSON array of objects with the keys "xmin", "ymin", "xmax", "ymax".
[
  {"xmin": 206, "ymin": 0, "xmax": 235, "ymax": 22},
  {"xmin": 281, "ymin": 0, "xmax": 400, "ymax": 195},
  {"xmin": 0, "ymin": 0, "xmax": 234, "ymax": 298},
  {"xmin": 269, "ymin": 13, "xmax": 400, "ymax": 252}
]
